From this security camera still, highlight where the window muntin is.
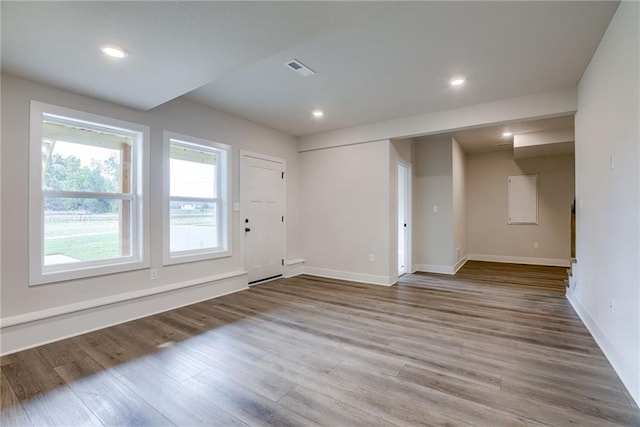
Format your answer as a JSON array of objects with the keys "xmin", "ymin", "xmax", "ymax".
[
  {"xmin": 164, "ymin": 132, "xmax": 230, "ymax": 264},
  {"xmin": 30, "ymin": 101, "xmax": 149, "ymax": 285}
]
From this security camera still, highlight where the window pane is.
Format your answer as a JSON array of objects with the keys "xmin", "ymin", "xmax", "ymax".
[
  {"xmin": 170, "ymin": 146, "xmax": 216, "ymax": 198},
  {"xmin": 42, "ymin": 121, "xmax": 131, "ymax": 193},
  {"xmin": 170, "ymin": 201, "xmax": 218, "ymax": 252},
  {"xmin": 44, "ymin": 197, "xmax": 131, "ymax": 265}
]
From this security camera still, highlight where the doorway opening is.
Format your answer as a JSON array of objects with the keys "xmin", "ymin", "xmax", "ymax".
[{"xmin": 398, "ymin": 161, "xmax": 411, "ymax": 276}]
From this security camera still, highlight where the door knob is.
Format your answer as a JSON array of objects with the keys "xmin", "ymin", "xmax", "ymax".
[{"xmin": 245, "ymin": 227, "xmax": 251, "ymax": 232}]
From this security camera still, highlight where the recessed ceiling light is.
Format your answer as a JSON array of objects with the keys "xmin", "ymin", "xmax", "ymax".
[
  {"xmin": 312, "ymin": 110, "xmax": 324, "ymax": 118},
  {"xmin": 502, "ymin": 131, "xmax": 513, "ymax": 137},
  {"xmin": 449, "ymin": 77, "xmax": 465, "ymax": 87},
  {"xmin": 100, "ymin": 44, "xmax": 128, "ymax": 59}
]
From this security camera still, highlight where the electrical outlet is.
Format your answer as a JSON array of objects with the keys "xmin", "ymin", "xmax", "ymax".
[
  {"xmin": 533, "ymin": 242, "xmax": 539, "ymax": 249},
  {"xmin": 609, "ymin": 299, "xmax": 614, "ymax": 314},
  {"xmin": 368, "ymin": 254, "xmax": 375, "ymax": 262},
  {"xmin": 150, "ymin": 269, "xmax": 158, "ymax": 280}
]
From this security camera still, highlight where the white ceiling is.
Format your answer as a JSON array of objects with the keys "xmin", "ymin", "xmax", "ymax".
[
  {"xmin": 447, "ymin": 115, "xmax": 575, "ymax": 154},
  {"xmin": 1, "ymin": 1, "xmax": 618, "ymax": 137}
]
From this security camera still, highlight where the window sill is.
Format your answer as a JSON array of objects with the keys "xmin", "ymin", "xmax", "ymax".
[
  {"xmin": 163, "ymin": 249, "xmax": 232, "ymax": 266},
  {"xmin": 30, "ymin": 258, "xmax": 150, "ymax": 286}
]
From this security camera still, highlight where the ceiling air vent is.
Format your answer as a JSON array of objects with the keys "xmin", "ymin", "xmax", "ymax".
[{"xmin": 284, "ymin": 59, "xmax": 316, "ymax": 77}]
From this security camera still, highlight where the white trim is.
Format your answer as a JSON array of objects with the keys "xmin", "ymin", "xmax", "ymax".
[
  {"xmin": 413, "ymin": 264, "xmax": 455, "ymax": 275},
  {"xmin": 567, "ymin": 293, "xmax": 640, "ymax": 407},
  {"xmin": 466, "ymin": 254, "xmax": 570, "ymax": 267},
  {"xmin": 0, "ymin": 270, "xmax": 246, "ymax": 328},
  {"xmin": 29, "ymin": 100, "xmax": 151, "ymax": 285},
  {"xmin": 162, "ymin": 131, "xmax": 232, "ymax": 266},
  {"xmin": 453, "ymin": 255, "xmax": 468, "ymax": 273},
  {"xmin": 239, "ymin": 149, "xmax": 285, "ymax": 164},
  {"xmin": 304, "ymin": 266, "xmax": 396, "ymax": 286},
  {"xmin": 0, "ymin": 272, "xmax": 248, "ymax": 356},
  {"xmin": 284, "ymin": 259, "xmax": 305, "ymax": 278}
]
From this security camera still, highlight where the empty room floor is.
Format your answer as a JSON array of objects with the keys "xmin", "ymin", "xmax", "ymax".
[{"xmin": 1, "ymin": 261, "xmax": 639, "ymax": 426}]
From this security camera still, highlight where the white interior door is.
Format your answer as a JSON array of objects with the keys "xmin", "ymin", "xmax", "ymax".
[
  {"xmin": 398, "ymin": 162, "xmax": 410, "ymax": 276},
  {"xmin": 240, "ymin": 151, "xmax": 285, "ymax": 284}
]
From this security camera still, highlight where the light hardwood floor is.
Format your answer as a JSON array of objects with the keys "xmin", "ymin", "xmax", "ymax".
[{"xmin": 1, "ymin": 261, "xmax": 639, "ymax": 426}]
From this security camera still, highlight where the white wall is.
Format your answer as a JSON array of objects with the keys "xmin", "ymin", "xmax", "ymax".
[
  {"xmin": 466, "ymin": 151, "xmax": 574, "ymax": 265},
  {"xmin": 391, "ymin": 138, "xmax": 413, "ymax": 163},
  {"xmin": 570, "ymin": 0, "xmax": 639, "ymax": 406},
  {"xmin": 0, "ymin": 74, "xmax": 301, "ymax": 354},
  {"xmin": 451, "ymin": 137, "xmax": 467, "ymax": 270},
  {"xmin": 413, "ymin": 137, "xmax": 454, "ymax": 272},
  {"xmin": 299, "ymin": 140, "xmax": 394, "ymax": 285}
]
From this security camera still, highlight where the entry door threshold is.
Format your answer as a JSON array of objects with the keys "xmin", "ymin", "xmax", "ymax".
[{"xmin": 249, "ymin": 274, "xmax": 283, "ymax": 286}]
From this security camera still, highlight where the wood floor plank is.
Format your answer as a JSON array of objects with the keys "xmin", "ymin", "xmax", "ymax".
[
  {"xmin": 329, "ymin": 362, "xmax": 538, "ymax": 427},
  {"xmin": 0, "ymin": 369, "xmax": 32, "ymax": 427},
  {"xmin": 183, "ymin": 344, "xmax": 297, "ymax": 402},
  {"xmin": 71, "ymin": 331, "xmax": 149, "ymax": 378},
  {"xmin": 37, "ymin": 339, "xmax": 89, "ymax": 368},
  {"xmin": 118, "ymin": 365, "xmax": 247, "ymax": 426},
  {"xmin": 1, "ymin": 261, "xmax": 638, "ymax": 426},
  {"xmin": 54, "ymin": 356, "xmax": 175, "ymax": 426},
  {"xmin": 398, "ymin": 361, "xmax": 627, "ymax": 426},
  {"xmin": 182, "ymin": 368, "xmax": 320, "ymax": 427},
  {"xmin": 279, "ymin": 385, "xmax": 398, "ymax": 427},
  {"xmin": 1, "ymin": 349, "xmax": 66, "ymax": 401},
  {"xmin": 1, "ymin": 350, "xmax": 103, "ymax": 426}
]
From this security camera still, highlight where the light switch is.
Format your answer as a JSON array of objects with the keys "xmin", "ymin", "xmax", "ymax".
[{"xmin": 433, "ymin": 205, "xmax": 438, "ymax": 213}]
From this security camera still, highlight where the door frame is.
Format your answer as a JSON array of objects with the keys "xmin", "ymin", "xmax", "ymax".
[
  {"xmin": 397, "ymin": 160, "xmax": 412, "ymax": 276},
  {"xmin": 239, "ymin": 149, "xmax": 286, "ymax": 283}
]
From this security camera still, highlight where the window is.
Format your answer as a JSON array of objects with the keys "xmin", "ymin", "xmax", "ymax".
[
  {"xmin": 29, "ymin": 101, "xmax": 149, "ymax": 285},
  {"xmin": 163, "ymin": 132, "xmax": 231, "ymax": 264}
]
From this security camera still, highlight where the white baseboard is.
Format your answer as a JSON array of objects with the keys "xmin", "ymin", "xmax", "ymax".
[
  {"xmin": 304, "ymin": 266, "xmax": 395, "ymax": 286},
  {"xmin": 467, "ymin": 254, "xmax": 570, "ymax": 267},
  {"xmin": 413, "ymin": 264, "xmax": 455, "ymax": 275},
  {"xmin": 567, "ymin": 293, "xmax": 640, "ymax": 407},
  {"xmin": 0, "ymin": 271, "xmax": 248, "ymax": 356},
  {"xmin": 284, "ymin": 259, "xmax": 305, "ymax": 278},
  {"xmin": 454, "ymin": 256, "xmax": 468, "ymax": 273}
]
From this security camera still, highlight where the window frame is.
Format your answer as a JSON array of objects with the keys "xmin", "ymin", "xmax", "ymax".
[
  {"xmin": 29, "ymin": 101, "xmax": 150, "ymax": 285},
  {"xmin": 162, "ymin": 131, "xmax": 231, "ymax": 265}
]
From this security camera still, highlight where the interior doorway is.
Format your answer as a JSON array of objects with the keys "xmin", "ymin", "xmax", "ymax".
[
  {"xmin": 398, "ymin": 161, "xmax": 411, "ymax": 276},
  {"xmin": 240, "ymin": 150, "xmax": 285, "ymax": 284}
]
